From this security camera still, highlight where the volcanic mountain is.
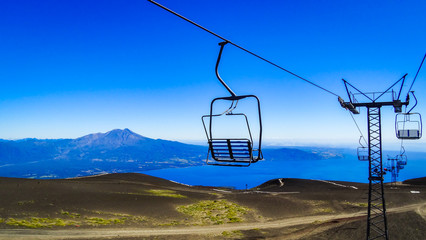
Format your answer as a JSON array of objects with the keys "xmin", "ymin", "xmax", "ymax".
[{"xmin": 0, "ymin": 129, "xmax": 206, "ymax": 179}]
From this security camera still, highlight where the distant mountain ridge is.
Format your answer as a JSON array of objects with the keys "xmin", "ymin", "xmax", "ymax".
[{"xmin": 0, "ymin": 129, "xmax": 343, "ymax": 179}]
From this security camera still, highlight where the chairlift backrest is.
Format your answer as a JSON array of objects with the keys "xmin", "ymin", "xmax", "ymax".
[{"xmin": 395, "ymin": 112, "xmax": 422, "ymax": 140}]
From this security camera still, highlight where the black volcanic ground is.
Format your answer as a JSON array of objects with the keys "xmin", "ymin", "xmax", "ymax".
[{"xmin": 0, "ymin": 173, "xmax": 425, "ymax": 239}]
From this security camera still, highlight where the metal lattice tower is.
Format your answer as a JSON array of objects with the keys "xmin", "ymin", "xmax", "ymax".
[
  {"xmin": 366, "ymin": 107, "xmax": 389, "ymax": 240},
  {"xmin": 339, "ymin": 74, "xmax": 412, "ymax": 240}
]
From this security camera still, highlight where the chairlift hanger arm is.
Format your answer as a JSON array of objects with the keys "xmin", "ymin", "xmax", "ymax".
[
  {"xmin": 400, "ymin": 146, "xmax": 406, "ymax": 156},
  {"xmin": 407, "ymin": 91, "xmax": 418, "ymax": 114},
  {"xmin": 216, "ymin": 41, "xmax": 236, "ymax": 97},
  {"xmin": 359, "ymin": 136, "xmax": 366, "ymax": 148}
]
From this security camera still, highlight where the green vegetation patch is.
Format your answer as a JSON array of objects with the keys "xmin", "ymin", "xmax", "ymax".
[
  {"xmin": 6, "ymin": 217, "xmax": 76, "ymax": 228},
  {"xmin": 82, "ymin": 209, "xmax": 132, "ymax": 217},
  {"xmin": 158, "ymin": 220, "xmax": 181, "ymax": 226},
  {"xmin": 343, "ymin": 201, "xmax": 368, "ymax": 207},
  {"xmin": 85, "ymin": 217, "xmax": 127, "ymax": 225},
  {"xmin": 61, "ymin": 210, "xmax": 81, "ymax": 218},
  {"xmin": 302, "ymin": 200, "xmax": 336, "ymax": 214},
  {"xmin": 222, "ymin": 230, "xmax": 244, "ymax": 238},
  {"xmin": 3, "ymin": 210, "xmax": 149, "ymax": 228},
  {"xmin": 176, "ymin": 199, "xmax": 250, "ymax": 225},
  {"xmin": 146, "ymin": 189, "xmax": 186, "ymax": 198},
  {"xmin": 17, "ymin": 200, "xmax": 35, "ymax": 205},
  {"xmin": 314, "ymin": 207, "xmax": 334, "ymax": 213},
  {"xmin": 303, "ymin": 200, "xmax": 327, "ymax": 206}
]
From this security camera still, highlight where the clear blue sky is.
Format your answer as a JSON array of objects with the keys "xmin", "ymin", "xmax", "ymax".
[{"xmin": 0, "ymin": 0, "xmax": 425, "ymax": 150}]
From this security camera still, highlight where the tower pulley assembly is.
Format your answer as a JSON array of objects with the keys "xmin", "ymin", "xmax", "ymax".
[{"xmin": 202, "ymin": 42, "xmax": 263, "ymax": 167}]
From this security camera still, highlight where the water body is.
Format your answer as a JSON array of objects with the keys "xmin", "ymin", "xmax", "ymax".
[{"xmin": 142, "ymin": 151, "xmax": 426, "ymax": 190}]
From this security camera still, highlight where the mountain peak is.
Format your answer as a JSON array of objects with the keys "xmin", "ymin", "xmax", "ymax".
[
  {"xmin": 75, "ymin": 129, "xmax": 149, "ymax": 148},
  {"xmin": 105, "ymin": 128, "xmax": 139, "ymax": 137}
]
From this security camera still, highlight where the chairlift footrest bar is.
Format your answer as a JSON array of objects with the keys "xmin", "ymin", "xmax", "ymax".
[{"xmin": 206, "ymin": 162, "xmax": 250, "ymax": 167}]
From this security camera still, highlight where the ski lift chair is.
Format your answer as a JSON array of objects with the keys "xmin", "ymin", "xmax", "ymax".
[
  {"xmin": 395, "ymin": 92, "xmax": 422, "ymax": 140},
  {"xmin": 202, "ymin": 96, "xmax": 263, "ymax": 167},
  {"xmin": 357, "ymin": 136, "xmax": 368, "ymax": 161},
  {"xmin": 396, "ymin": 147, "xmax": 407, "ymax": 166},
  {"xmin": 201, "ymin": 41, "xmax": 263, "ymax": 167},
  {"xmin": 395, "ymin": 113, "xmax": 422, "ymax": 139},
  {"xmin": 357, "ymin": 147, "xmax": 368, "ymax": 161},
  {"xmin": 397, "ymin": 155, "xmax": 407, "ymax": 166}
]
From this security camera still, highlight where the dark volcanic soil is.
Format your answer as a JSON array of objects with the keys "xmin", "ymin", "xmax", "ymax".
[{"xmin": 0, "ymin": 173, "xmax": 425, "ymax": 239}]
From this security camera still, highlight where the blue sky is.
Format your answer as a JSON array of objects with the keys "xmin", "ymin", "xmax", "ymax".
[{"xmin": 0, "ymin": 0, "xmax": 425, "ymax": 150}]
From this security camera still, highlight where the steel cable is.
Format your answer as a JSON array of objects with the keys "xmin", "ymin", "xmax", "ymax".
[
  {"xmin": 349, "ymin": 112, "xmax": 368, "ymax": 146},
  {"xmin": 147, "ymin": 0, "xmax": 341, "ymax": 97},
  {"xmin": 408, "ymin": 53, "xmax": 426, "ymax": 93}
]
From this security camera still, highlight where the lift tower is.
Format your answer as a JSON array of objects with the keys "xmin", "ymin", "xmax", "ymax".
[{"xmin": 339, "ymin": 75, "xmax": 409, "ymax": 240}]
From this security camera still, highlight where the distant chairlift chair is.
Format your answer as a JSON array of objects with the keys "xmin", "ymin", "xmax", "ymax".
[
  {"xmin": 396, "ymin": 147, "xmax": 408, "ymax": 166},
  {"xmin": 202, "ymin": 41, "xmax": 263, "ymax": 167},
  {"xmin": 395, "ymin": 92, "xmax": 422, "ymax": 140},
  {"xmin": 357, "ymin": 136, "xmax": 369, "ymax": 161},
  {"xmin": 395, "ymin": 113, "xmax": 422, "ymax": 139}
]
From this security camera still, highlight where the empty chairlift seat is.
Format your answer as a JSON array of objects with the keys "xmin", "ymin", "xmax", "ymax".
[
  {"xmin": 202, "ymin": 95, "xmax": 263, "ymax": 167},
  {"xmin": 395, "ymin": 113, "xmax": 422, "ymax": 140}
]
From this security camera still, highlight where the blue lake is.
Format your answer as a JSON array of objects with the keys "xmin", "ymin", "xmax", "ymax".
[{"xmin": 142, "ymin": 151, "xmax": 426, "ymax": 189}]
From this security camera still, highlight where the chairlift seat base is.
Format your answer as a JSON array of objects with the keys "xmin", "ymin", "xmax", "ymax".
[
  {"xmin": 396, "ymin": 130, "xmax": 421, "ymax": 139},
  {"xmin": 209, "ymin": 138, "xmax": 253, "ymax": 162}
]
